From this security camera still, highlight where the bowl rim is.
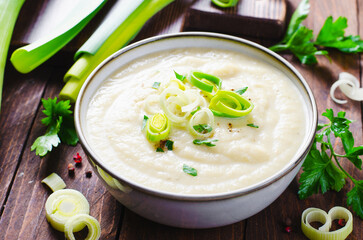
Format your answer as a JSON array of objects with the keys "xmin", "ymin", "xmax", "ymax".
[{"xmin": 75, "ymin": 31, "xmax": 318, "ymax": 201}]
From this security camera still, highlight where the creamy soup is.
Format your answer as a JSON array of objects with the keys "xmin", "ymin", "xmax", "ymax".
[{"xmin": 86, "ymin": 48, "xmax": 307, "ymax": 195}]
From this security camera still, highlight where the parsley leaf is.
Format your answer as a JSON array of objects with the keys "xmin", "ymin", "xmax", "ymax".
[
  {"xmin": 193, "ymin": 124, "xmax": 213, "ymax": 134},
  {"xmin": 152, "ymin": 82, "xmax": 160, "ymax": 89},
  {"xmin": 31, "ymin": 97, "xmax": 78, "ymax": 157},
  {"xmin": 142, "ymin": 115, "xmax": 149, "ymax": 130},
  {"xmin": 299, "ymin": 109, "xmax": 363, "ymax": 219},
  {"xmin": 165, "ymin": 140, "xmax": 174, "ymax": 150},
  {"xmin": 347, "ymin": 180, "xmax": 363, "ymax": 219},
  {"xmin": 183, "ymin": 164, "xmax": 197, "ymax": 176},
  {"xmin": 269, "ymin": 0, "xmax": 363, "ymax": 64},
  {"xmin": 235, "ymin": 87, "xmax": 248, "ymax": 95},
  {"xmin": 315, "ymin": 16, "xmax": 363, "ymax": 53},
  {"xmin": 298, "ymin": 149, "xmax": 346, "ymax": 199},
  {"xmin": 173, "ymin": 70, "xmax": 186, "ymax": 82},
  {"xmin": 193, "ymin": 139, "xmax": 218, "ymax": 147},
  {"xmin": 247, "ymin": 123, "xmax": 259, "ymax": 128}
]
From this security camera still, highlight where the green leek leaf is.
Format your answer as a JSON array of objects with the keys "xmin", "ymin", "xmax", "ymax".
[{"xmin": 10, "ymin": 0, "xmax": 106, "ymax": 73}]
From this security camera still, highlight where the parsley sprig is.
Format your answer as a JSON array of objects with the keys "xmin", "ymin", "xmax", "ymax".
[
  {"xmin": 31, "ymin": 97, "xmax": 78, "ymax": 157},
  {"xmin": 299, "ymin": 109, "xmax": 363, "ymax": 219},
  {"xmin": 270, "ymin": 0, "xmax": 363, "ymax": 64}
]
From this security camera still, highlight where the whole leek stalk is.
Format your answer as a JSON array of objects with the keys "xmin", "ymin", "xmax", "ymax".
[
  {"xmin": 0, "ymin": 0, "xmax": 26, "ymax": 111},
  {"xmin": 59, "ymin": 0, "xmax": 175, "ymax": 102}
]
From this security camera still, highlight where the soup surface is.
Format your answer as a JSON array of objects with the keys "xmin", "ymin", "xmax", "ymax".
[{"xmin": 86, "ymin": 48, "xmax": 307, "ymax": 194}]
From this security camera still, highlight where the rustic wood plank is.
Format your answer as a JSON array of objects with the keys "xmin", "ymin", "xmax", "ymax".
[
  {"xmin": 182, "ymin": 0, "xmax": 287, "ymax": 39},
  {"xmin": 245, "ymin": 0, "xmax": 363, "ymax": 239},
  {"xmin": 119, "ymin": 209, "xmax": 245, "ymax": 240},
  {"xmin": 0, "ymin": 65, "xmax": 50, "ymax": 214},
  {"xmin": 0, "ymin": 68, "xmax": 122, "ymax": 239}
]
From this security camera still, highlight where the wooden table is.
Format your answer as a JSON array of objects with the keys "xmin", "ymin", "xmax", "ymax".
[{"xmin": 0, "ymin": 0, "xmax": 362, "ymax": 239}]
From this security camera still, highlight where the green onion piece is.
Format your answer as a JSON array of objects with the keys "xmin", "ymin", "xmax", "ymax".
[
  {"xmin": 10, "ymin": 0, "xmax": 106, "ymax": 74},
  {"xmin": 165, "ymin": 140, "xmax": 174, "ymax": 150},
  {"xmin": 188, "ymin": 108, "xmax": 215, "ymax": 138},
  {"xmin": 45, "ymin": 189, "xmax": 90, "ymax": 232},
  {"xmin": 209, "ymin": 90, "xmax": 253, "ymax": 118},
  {"xmin": 0, "ymin": 0, "xmax": 26, "ymax": 112},
  {"xmin": 64, "ymin": 214, "xmax": 101, "ymax": 240},
  {"xmin": 59, "ymin": 0, "xmax": 174, "ymax": 102},
  {"xmin": 247, "ymin": 123, "xmax": 259, "ymax": 128},
  {"xmin": 183, "ymin": 164, "xmax": 197, "ymax": 176},
  {"xmin": 211, "ymin": 0, "xmax": 239, "ymax": 8},
  {"xmin": 41, "ymin": 173, "xmax": 66, "ymax": 192},
  {"xmin": 146, "ymin": 113, "xmax": 170, "ymax": 142},
  {"xmin": 193, "ymin": 139, "xmax": 218, "ymax": 147},
  {"xmin": 235, "ymin": 87, "xmax": 248, "ymax": 95},
  {"xmin": 152, "ymin": 82, "xmax": 161, "ymax": 89},
  {"xmin": 301, "ymin": 207, "xmax": 353, "ymax": 240},
  {"xmin": 173, "ymin": 70, "xmax": 186, "ymax": 82},
  {"xmin": 190, "ymin": 71, "xmax": 222, "ymax": 93}
]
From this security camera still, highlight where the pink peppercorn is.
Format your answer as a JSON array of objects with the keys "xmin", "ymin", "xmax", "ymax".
[
  {"xmin": 73, "ymin": 153, "xmax": 82, "ymax": 164},
  {"xmin": 285, "ymin": 226, "xmax": 292, "ymax": 233}
]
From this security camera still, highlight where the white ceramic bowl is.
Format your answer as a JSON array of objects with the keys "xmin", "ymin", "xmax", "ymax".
[{"xmin": 75, "ymin": 32, "xmax": 317, "ymax": 228}]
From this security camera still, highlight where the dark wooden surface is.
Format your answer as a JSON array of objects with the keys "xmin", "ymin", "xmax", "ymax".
[{"xmin": 0, "ymin": 0, "xmax": 362, "ymax": 239}]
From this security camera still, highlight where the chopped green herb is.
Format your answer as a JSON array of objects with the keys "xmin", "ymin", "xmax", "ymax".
[
  {"xmin": 193, "ymin": 139, "xmax": 218, "ymax": 147},
  {"xmin": 183, "ymin": 164, "xmax": 197, "ymax": 176},
  {"xmin": 247, "ymin": 123, "xmax": 259, "ymax": 128},
  {"xmin": 299, "ymin": 109, "xmax": 363, "ymax": 219},
  {"xmin": 235, "ymin": 87, "xmax": 248, "ymax": 95},
  {"xmin": 173, "ymin": 70, "xmax": 186, "ymax": 82},
  {"xmin": 165, "ymin": 140, "xmax": 174, "ymax": 150},
  {"xmin": 156, "ymin": 147, "xmax": 164, "ymax": 152},
  {"xmin": 31, "ymin": 97, "xmax": 78, "ymax": 157},
  {"xmin": 193, "ymin": 124, "xmax": 213, "ymax": 134},
  {"xmin": 191, "ymin": 106, "xmax": 201, "ymax": 115},
  {"xmin": 269, "ymin": 0, "xmax": 363, "ymax": 64},
  {"xmin": 152, "ymin": 82, "xmax": 161, "ymax": 89},
  {"xmin": 142, "ymin": 115, "xmax": 149, "ymax": 130}
]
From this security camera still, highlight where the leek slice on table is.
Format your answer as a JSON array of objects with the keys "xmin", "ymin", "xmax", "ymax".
[
  {"xmin": 65, "ymin": 214, "xmax": 101, "ymax": 240},
  {"xmin": 301, "ymin": 207, "xmax": 353, "ymax": 240},
  {"xmin": 330, "ymin": 72, "xmax": 363, "ymax": 104},
  {"xmin": 10, "ymin": 0, "xmax": 107, "ymax": 73},
  {"xmin": 41, "ymin": 173, "xmax": 66, "ymax": 192},
  {"xmin": 45, "ymin": 189, "xmax": 90, "ymax": 232},
  {"xmin": 0, "ymin": 0, "xmax": 26, "ymax": 112},
  {"xmin": 60, "ymin": 0, "xmax": 175, "ymax": 102},
  {"xmin": 146, "ymin": 113, "xmax": 170, "ymax": 142},
  {"xmin": 209, "ymin": 90, "xmax": 253, "ymax": 117}
]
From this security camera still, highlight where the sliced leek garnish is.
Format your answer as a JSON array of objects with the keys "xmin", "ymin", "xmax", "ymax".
[
  {"xmin": 188, "ymin": 108, "xmax": 215, "ymax": 138},
  {"xmin": 65, "ymin": 214, "xmax": 101, "ymax": 240},
  {"xmin": 45, "ymin": 189, "xmax": 90, "ymax": 232},
  {"xmin": 209, "ymin": 90, "xmax": 253, "ymax": 118},
  {"xmin": 301, "ymin": 207, "xmax": 353, "ymax": 240},
  {"xmin": 160, "ymin": 87, "xmax": 191, "ymax": 124},
  {"xmin": 146, "ymin": 113, "xmax": 170, "ymax": 142},
  {"xmin": 330, "ymin": 72, "xmax": 363, "ymax": 104},
  {"xmin": 190, "ymin": 71, "xmax": 222, "ymax": 93},
  {"xmin": 166, "ymin": 78, "xmax": 186, "ymax": 91},
  {"xmin": 212, "ymin": 0, "xmax": 239, "ymax": 8},
  {"xmin": 41, "ymin": 173, "xmax": 66, "ymax": 192}
]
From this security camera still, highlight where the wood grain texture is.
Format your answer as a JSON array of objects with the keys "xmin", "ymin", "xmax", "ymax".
[
  {"xmin": 0, "ymin": 65, "xmax": 50, "ymax": 214},
  {"xmin": 182, "ymin": 0, "xmax": 287, "ymax": 39},
  {"xmin": 1, "ymin": 0, "xmax": 362, "ymax": 239}
]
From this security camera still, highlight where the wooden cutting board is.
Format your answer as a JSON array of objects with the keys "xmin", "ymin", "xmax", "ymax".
[{"xmin": 182, "ymin": 0, "xmax": 287, "ymax": 40}]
